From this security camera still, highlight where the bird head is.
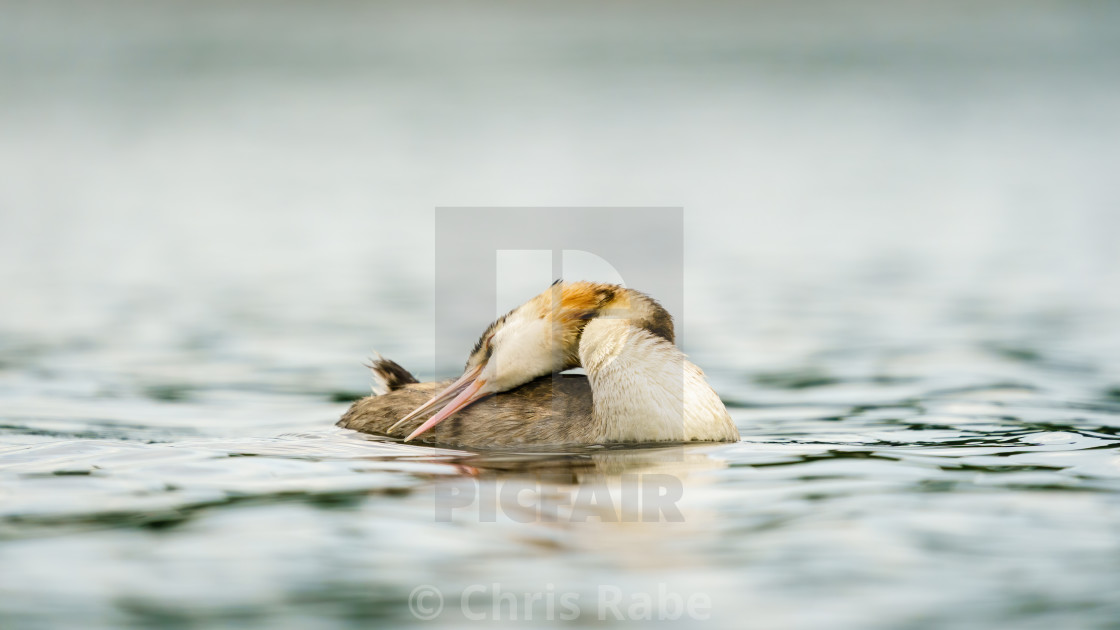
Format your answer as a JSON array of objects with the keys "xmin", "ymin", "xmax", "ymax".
[{"xmin": 396, "ymin": 280, "xmax": 674, "ymax": 442}]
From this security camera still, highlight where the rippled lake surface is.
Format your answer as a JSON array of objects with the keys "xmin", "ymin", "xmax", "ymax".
[{"xmin": 2, "ymin": 1, "xmax": 1120, "ymax": 628}]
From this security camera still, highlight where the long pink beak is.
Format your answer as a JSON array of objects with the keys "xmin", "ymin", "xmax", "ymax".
[
  {"xmin": 386, "ymin": 364, "xmax": 482, "ymax": 433},
  {"xmin": 404, "ymin": 376, "xmax": 489, "ymax": 442},
  {"xmin": 389, "ymin": 363, "xmax": 491, "ymax": 442}
]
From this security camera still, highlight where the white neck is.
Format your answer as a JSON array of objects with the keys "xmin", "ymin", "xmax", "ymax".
[{"xmin": 577, "ymin": 318, "xmax": 739, "ymax": 443}]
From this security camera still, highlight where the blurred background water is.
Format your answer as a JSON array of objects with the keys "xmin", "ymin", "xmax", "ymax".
[{"xmin": 2, "ymin": 1, "xmax": 1120, "ymax": 628}]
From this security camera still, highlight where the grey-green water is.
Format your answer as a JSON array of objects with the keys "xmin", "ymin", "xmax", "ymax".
[{"xmin": 2, "ymin": 1, "xmax": 1120, "ymax": 628}]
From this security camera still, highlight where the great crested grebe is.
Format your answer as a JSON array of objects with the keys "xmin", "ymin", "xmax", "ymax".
[{"xmin": 338, "ymin": 281, "xmax": 739, "ymax": 448}]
